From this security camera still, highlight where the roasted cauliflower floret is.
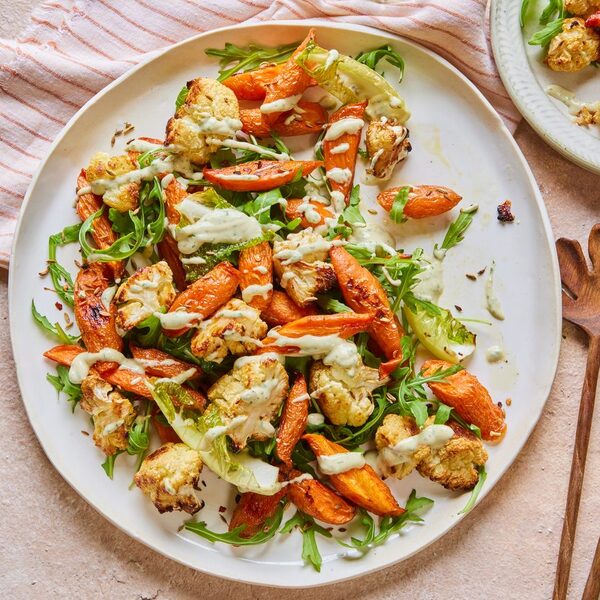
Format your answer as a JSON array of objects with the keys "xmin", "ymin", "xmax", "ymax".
[
  {"xmin": 207, "ymin": 356, "xmax": 289, "ymax": 449},
  {"xmin": 165, "ymin": 77, "xmax": 241, "ymax": 165},
  {"xmin": 416, "ymin": 419, "xmax": 488, "ymax": 491},
  {"xmin": 375, "ymin": 414, "xmax": 429, "ymax": 479},
  {"xmin": 309, "ymin": 359, "xmax": 383, "ymax": 427},
  {"xmin": 190, "ymin": 298, "xmax": 268, "ymax": 363},
  {"xmin": 86, "ymin": 151, "xmax": 140, "ymax": 212},
  {"xmin": 115, "ymin": 261, "xmax": 176, "ymax": 331},
  {"xmin": 576, "ymin": 103, "xmax": 600, "ymax": 125},
  {"xmin": 272, "ymin": 229, "xmax": 336, "ymax": 307},
  {"xmin": 134, "ymin": 442, "xmax": 203, "ymax": 514},
  {"xmin": 565, "ymin": 0, "xmax": 600, "ymax": 16},
  {"xmin": 546, "ymin": 18, "xmax": 600, "ymax": 72},
  {"xmin": 80, "ymin": 374, "xmax": 136, "ymax": 456},
  {"xmin": 365, "ymin": 119, "xmax": 411, "ymax": 180}
]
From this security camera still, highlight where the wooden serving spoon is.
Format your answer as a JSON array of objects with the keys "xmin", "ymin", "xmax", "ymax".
[{"xmin": 553, "ymin": 224, "xmax": 600, "ymax": 600}]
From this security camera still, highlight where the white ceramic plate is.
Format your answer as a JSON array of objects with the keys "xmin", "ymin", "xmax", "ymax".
[
  {"xmin": 492, "ymin": 0, "xmax": 600, "ymax": 173},
  {"xmin": 10, "ymin": 22, "xmax": 561, "ymax": 587}
]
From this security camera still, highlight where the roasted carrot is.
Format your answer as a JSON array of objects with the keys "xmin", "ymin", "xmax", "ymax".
[
  {"xmin": 229, "ymin": 489, "xmax": 287, "ymax": 538},
  {"xmin": 163, "ymin": 177, "xmax": 187, "ymax": 225},
  {"xmin": 238, "ymin": 241, "xmax": 273, "ymax": 312},
  {"xmin": 303, "ymin": 434, "xmax": 403, "ymax": 517},
  {"xmin": 223, "ymin": 64, "xmax": 287, "ymax": 100},
  {"xmin": 76, "ymin": 170, "xmax": 123, "ymax": 279},
  {"xmin": 323, "ymin": 102, "xmax": 367, "ymax": 205},
  {"xmin": 157, "ymin": 234, "xmax": 187, "ymax": 291},
  {"xmin": 276, "ymin": 374, "xmax": 309, "ymax": 466},
  {"xmin": 377, "ymin": 185, "xmax": 462, "ymax": 219},
  {"xmin": 164, "ymin": 261, "xmax": 240, "ymax": 337},
  {"xmin": 422, "ymin": 360, "xmax": 506, "ymax": 442},
  {"xmin": 44, "ymin": 344, "xmax": 206, "ymax": 410},
  {"xmin": 586, "ymin": 11, "xmax": 600, "ymax": 27},
  {"xmin": 152, "ymin": 412, "xmax": 181, "ymax": 444},
  {"xmin": 288, "ymin": 478, "xmax": 357, "ymax": 525},
  {"xmin": 262, "ymin": 29, "xmax": 316, "ymax": 124},
  {"xmin": 330, "ymin": 246, "xmax": 403, "ymax": 361},
  {"xmin": 74, "ymin": 264, "xmax": 123, "ymax": 356},
  {"xmin": 240, "ymin": 101, "xmax": 327, "ymax": 138},
  {"xmin": 130, "ymin": 345, "xmax": 202, "ymax": 381},
  {"xmin": 285, "ymin": 199, "xmax": 334, "ymax": 229},
  {"xmin": 260, "ymin": 290, "xmax": 318, "ymax": 327},
  {"xmin": 203, "ymin": 160, "xmax": 323, "ymax": 192}
]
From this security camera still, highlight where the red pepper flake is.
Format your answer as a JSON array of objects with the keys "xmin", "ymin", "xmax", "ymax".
[
  {"xmin": 218, "ymin": 505, "xmax": 227, "ymax": 513},
  {"xmin": 497, "ymin": 200, "xmax": 515, "ymax": 223},
  {"xmin": 55, "ymin": 302, "xmax": 63, "ymax": 311}
]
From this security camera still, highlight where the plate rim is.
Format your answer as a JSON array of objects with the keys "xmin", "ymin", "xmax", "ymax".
[
  {"xmin": 491, "ymin": 0, "xmax": 600, "ymax": 174},
  {"xmin": 9, "ymin": 19, "xmax": 562, "ymax": 588}
]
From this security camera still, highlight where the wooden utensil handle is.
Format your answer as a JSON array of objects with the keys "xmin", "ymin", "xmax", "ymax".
[
  {"xmin": 553, "ymin": 335, "xmax": 600, "ymax": 600},
  {"xmin": 582, "ymin": 537, "xmax": 600, "ymax": 600}
]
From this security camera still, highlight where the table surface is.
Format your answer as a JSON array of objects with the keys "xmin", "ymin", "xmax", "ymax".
[{"xmin": 1, "ymin": 4, "xmax": 599, "ymax": 599}]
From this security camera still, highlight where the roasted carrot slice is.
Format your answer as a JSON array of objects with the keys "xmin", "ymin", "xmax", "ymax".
[
  {"xmin": 164, "ymin": 261, "xmax": 240, "ymax": 337},
  {"xmin": 285, "ymin": 199, "xmax": 334, "ymax": 229},
  {"xmin": 323, "ymin": 102, "xmax": 367, "ymax": 205},
  {"xmin": 74, "ymin": 264, "xmax": 123, "ymax": 355},
  {"xmin": 377, "ymin": 185, "xmax": 462, "ymax": 219},
  {"xmin": 240, "ymin": 100, "xmax": 327, "ymax": 138},
  {"xmin": 262, "ymin": 29, "xmax": 316, "ymax": 124},
  {"xmin": 260, "ymin": 290, "xmax": 318, "ymax": 327},
  {"xmin": 163, "ymin": 177, "xmax": 187, "ymax": 225},
  {"xmin": 288, "ymin": 478, "xmax": 356, "ymax": 525},
  {"xmin": 303, "ymin": 434, "xmax": 403, "ymax": 517},
  {"xmin": 129, "ymin": 345, "xmax": 202, "ymax": 380},
  {"xmin": 203, "ymin": 160, "xmax": 323, "ymax": 192},
  {"xmin": 223, "ymin": 64, "xmax": 287, "ymax": 101},
  {"xmin": 422, "ymin": 360, "xmax": 506, "ymax": 442},
  {"xmin": 276, "ymin": 374, "xmax": 309, "ymax": 466},
  {"xmin": 229, "ymin": 489, "xmax": 287, "ymax": 538},
  {"xmin": 76, "ymin": 169, "xmax": 123, "ymax": 279},
  {"xmin": 152, "ymin": 412, "xmax": 181, "ymax": 444},
  {"xmin": 238, "ymin": 241, "xmax": 273, "ymax": 312},
  {"xmin": 44, "ymin": 344, "xmax": 206, "ymax": 410},
  {"xmin": 157, "ymin": 234, "xmax": 187, "ymax": 291},
  {"xmin": 330, "ymin": 246, "xmax": 402, "ymax": 361}
]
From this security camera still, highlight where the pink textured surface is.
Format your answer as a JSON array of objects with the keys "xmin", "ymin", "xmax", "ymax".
[{"xmin": 0, "ymin": 121, "xmax": 599, "ymax": 598}]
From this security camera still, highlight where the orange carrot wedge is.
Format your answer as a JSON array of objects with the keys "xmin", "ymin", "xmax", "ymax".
[
  {"xmin": 164, "ymin": 261, "xmax": 240, "ymax": 337},
  {"xmin": 422, "ymin": 360, "xmax": 506, "ymax": 442},
  {"xmin": 329, "ymin": 246, "xmax": 403, "ymax": 361},
  {"xmin": 276, "ymin": 374, "xmax": 309, "ymax": 466},
  {"xmin": 129, "ymin": 345, "xmax": 202, "ymax": 380},
  {"xmin": 76, "ymin": 170, "xmax": 123, "ymax": 279},
  {"xmin": 288, "ymin": 478, "xmax": 357, "ymax": 525},
  {"xmin": 240, "ymin": 100, "xmax": 327, "ymax": 138},
  {"xmin": 223, "ymin": 64, "xmax": 287, "ymax": 101},
  {"xmin": 260, "ymin": 290, "xmax": 318, "ymax": 327},
  {"xmin": 323, "ymin": 102, "xmax": 367, "ymax": 205},
  {"xmin": 285, "ymin": 199, "xmax": 334, "ymax": 229},
  {"xmin": 238, "ymin": 241, "xmax": 273, "ymax": 312},
  {"xmin": 203, "ymin": 160, "xmax": 322, "ymax": 192},
  {"xmin": 261, "ymin": 29, "xmax": 316, "ymax": 124},
  {"xmin": 377, "ymin": 185, "xmax": 462, "ymax": 219},
  {"xmin": 229, "ymin": 488, "xmax": 287, "ymax": 538},
  {"xmin": 163, "ymin": 177, "xmax": 187, "ymax": 225},
  {"xmin": 152, "ymin": 411, "xmax": 181, "ymax": 444},
  {"xmin": 303, "ymin": 434, "xmax": 404, "ymax": 517},
  {"xmin": 157, "ymin": 235, "xmax": 187, "ymax": 291},
  {"xmin": 74, "ymin": 264, "xmax": 123, "ymax": 356}
]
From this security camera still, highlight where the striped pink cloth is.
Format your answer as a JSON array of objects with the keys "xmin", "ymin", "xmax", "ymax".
[{"xmin": 0, "ymin": 0, "xmax": 519, "ymax": 269}]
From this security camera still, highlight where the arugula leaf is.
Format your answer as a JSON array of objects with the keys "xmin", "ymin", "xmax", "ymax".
[
  {"xmin": 434, "ymin": 402, "xmax": 452, "ymax": 424},
  {"xmin": 126, "ymin": 401, "xmax": 152, "ymax": 480},
  {"xmin": 520, "ymin": 0, "xmax": 531, "ymax": 27},
  {"xmin": 281, "ymin": 511, "xmax": 332, "ymax": 572},
  {"xmin": 47, "ymin": 365, "xmax": 82, "ymax": 412},
  {"xmin": 31, "ymin": 301, "xmax": 80, "ymax": 344},
  {"xmin": 205, "ymin": 41, "xmax": 298, "ymax": 82},
  {"xmin": 101, "ymin": 453, "xmax": 121, "ymax": 479},
  {"xmin": 540, "ymin": 0, "xmax": 565, "ymax": 25},
  {"xmin": 459, "ymin": 466, "xmax": 487, "ymax": 514},
  {"xmin": 175, "ymin": 84, "xmax": 189, "ymax": 110},
  {"xmin": 185, "ymin": 500, "xmax": 285, "ymax": 544},
  {"xmin": 47, "ymin": 223, "xmax": 81, "ymax": 307},
  {"xmin": 355, "ymin": 44, "xmax": 405, "ymax": 83},
  {"xmin": 529, "ymin": 17, "xmax": 565, "ymax": 46},
  {"xmin": 326, "ymin": 185, "xmax": 367, "ymax": 239},
  {"xmin": 437, "ymin": 204, "xmax": 478, "ymax": 252},
  {"xmin": 247, "ymin": 437, "xmax": 277, "ymax": 460},
  {"xmin": 316, "ymin": 296, "xmax": 352, "ymax": 314},
  {"xmin": 340, "ymin": 490, "xmax": 433, "ymax": 552},
  {"xmin": 389, "ymin": 186, "xmax": 410, "ymax": 224}
]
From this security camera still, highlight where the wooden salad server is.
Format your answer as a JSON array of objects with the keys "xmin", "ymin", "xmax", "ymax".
[{"xmin": 553, "ymin": 224, "xmax": 600, "ymax": 600}]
